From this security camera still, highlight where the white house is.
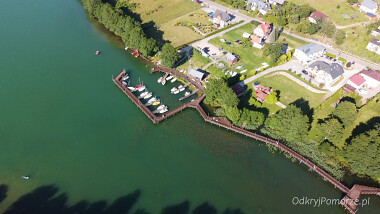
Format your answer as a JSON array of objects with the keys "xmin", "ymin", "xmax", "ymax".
[
  {"xmin": 212, "ymin": 10, "xmax": 232, "ymax": 28},
  {"xmin": 306, "ymin": 61, "xmax": 344, "ymax": 86},
  {"xmin": 294, "ymin": 43, "xmax": 326, "ymax": 64},
  {"xmin": 269, "ymin": 0, "xmax": 285, "ymax": 5},
  {"xmin": 360, "ymin": 0, "xmax": 378, "ymax": 13},
  {"xmin": 361, "ymin": 69, "xmax": 380, "ymax": 88},
  {"xmin": 366, "ymin": 38, "xmax": 380, "ymax": 55},
  {"xmin": 247, "ymin": 0, "xmax": 271, "ymax": 15},
  {"xmin": 344, "ymin": 74, "xmax": 367, "ymax": 93},
  {"xmin": 308, "ymin": 11, "xmax": 328, "ymax": 24}
]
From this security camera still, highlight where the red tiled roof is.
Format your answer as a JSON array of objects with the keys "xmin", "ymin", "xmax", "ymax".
[
  {"xmin": 361, "ymin": 69, "xmax": 380, "ymax": 81},
  {"xmin": 255, "ymin": 85, "xmax": 273, "ymax": 102},
  {"xmin": 310, "ymin": 11, "xmax": 328, "ymax": 19},
  {"xmin": 343, "ymin": 84, "xmax": 356, "ymax": 93},
  {"xmin": 349, "ymin": 74, "xmax": 366, "ymax": 86},
  {"xmin": 260, "ymin": 21, "xmax": 271, "ymax": 34},
  {"xmin": 251, "ymin": 35, "xmax": 262, "ymax": 43}
]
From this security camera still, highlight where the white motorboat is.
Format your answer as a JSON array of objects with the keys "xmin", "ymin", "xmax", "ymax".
[
  {"xmin": 122, "ymin": 74, "xmax": 129, "ymax": 81},
  {"xmin": 138, "ymin": 86, "xmax": 146, "ymax": 92},
  {"xmin": 240, "ymin": 69, "xmax": 247, "ymax": 74},
  {"xmin": 171, "ymin": 77, "xmax": 177, "ymax": 83},
  {"xmin": 125, "ymin": 46, "xmax": 129, "ymax": 50},
  {"xmin": 147, "ymin": 97, "xmax": 157, "ymax": 104},
  {"xmin": 184, "ymin": 92, "xmax": 190, "ymax": 96},
  {"xmin": 122, "ymin": 80, "xmax": 128, "ymax": 85},
  {"xmin": 157, "ymin": 105, "xmax": 167, "ymax": 111},
  {"xmin": 143, "ymin": 92, "xmax": 153, "ymax": 99},
  {"xmin": 161, "ymin": 79, "xmax": 166, "ymax": 85},
  {"xmin": 22, "ymin": 176, "xmax": 29, "ymax": 180},
  {"xmin": 173, "ymin": 90, "xmax": 180, "ymax": 94},
  {"xmin": 236, "ymin": 65, "xmax": 244, "ymax": 69},
  {"xmin": 178, "ymin": 85, "xmax": 184, "ymax": 89},
  {"xmin": 158, "ymin": 77, "xmax": 163, "ymax": 83},
  {"xmin": 166, "ymin": 75, "xmax": 173, "ymax": 81},
  {"xmin": 128, "ymin": 86, "xmax": 135, "ymax": 91},
  {"xmin": 171, "ymin": 87, "xmax": 178, "ymax": 92},
  {"xmin": 139, "ymin": 91, "xmax": 148, "ymax": 99},
  {"xmin": 159, "ymin": 107, "xmax": 168, "ymax": 114},
  {"xmin": 179, "ymin": 87, "xmax": 185, "ymax": 92}
]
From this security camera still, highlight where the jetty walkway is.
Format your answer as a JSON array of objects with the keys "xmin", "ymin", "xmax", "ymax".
[{"xmin": 114, "ymin": 68, "xmax": 380, "ymax": 214}]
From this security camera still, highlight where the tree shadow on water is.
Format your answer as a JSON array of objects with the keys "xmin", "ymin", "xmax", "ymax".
[
  {"xmin": 2, "ymin": 185, "xmax": 245, "ymax": 214},
  {"xmin": 0, "ymin": 184, "xmax": 8, "ymax": 205},
  {"xmin": 4, "ymin": 185, "xmax": 141, "ymax": 214}
]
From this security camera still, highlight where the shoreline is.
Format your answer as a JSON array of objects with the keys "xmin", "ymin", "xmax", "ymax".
[{"xmin": 114, "ymin": 67, "xmax": 380, "ymax": 214}]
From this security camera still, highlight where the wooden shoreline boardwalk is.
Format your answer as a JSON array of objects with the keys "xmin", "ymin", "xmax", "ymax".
[{"xmin": 113, "ymin": 68, "xmax": 380, "ymax": 214}]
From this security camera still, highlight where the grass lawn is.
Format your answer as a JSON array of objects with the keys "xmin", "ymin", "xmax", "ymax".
[
  {"xmin": 209, "ymin": 22, "xmax": 270, "ymax": 74},
  {"xmin": 159, "ymin": 9, "xmax": 212, "ymax": 47},
  {"xmin": 278, "ymin": 33, "xmax": 307, "ymax": 48},
  {"xmin": 128, "ymin": 0, "xmax": 201, "ymax": 24},
  {"xmin": 255, "ymin": 74, "xmax": 325, "ymax": 107},
  {"xmin": 288, "ymin": 0, "xmax": 368, "ymax": 26},
  {"xmin": 176, "ymin": 50, "xmax": 212, "ymax": 71},
  {"xmin": 337, "ymin": 26, "xmax": 380, "ymax": 63}
]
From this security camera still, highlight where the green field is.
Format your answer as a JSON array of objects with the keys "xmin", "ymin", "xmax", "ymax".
[
  {"xmin": 278, "ymin": 33, "xmax": 308, "ymax": 48},
  {"xmin": 128, "ymin": 0, "xmax": 201, "ymax": 24},
  {"xmin": 288, "ymin": 0, "xmax": 369, "ymax": 26},
  {"xmin": 255, "ymin": 74, "xmax": 325, "ymax": 107},
  {"xmin": 337, "ymin": 26, "xmax": 380, "ymax": 63},
  {"xmin": 209, "ymin": 22, "xmax": 270, "ymax": 73},
  {"xmin": 159, "ymin": 9, "xmax": 211, "ymax": 47}
]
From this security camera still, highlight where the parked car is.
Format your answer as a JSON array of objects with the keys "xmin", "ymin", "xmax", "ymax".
[
  {"xmin": 226, "ymin": 42, "xmax": 231, "ymax": 45},
  {"xmin": 326, "ymin": 43, "xmax": 332, "ymax": 48},
  {"xmin": 219, "ymin": 47, "xmax": 223, "ymax": 51},
  {"xmin": 302, "ymin": 70, "xmax": 308, "ymax": 75},
  {"xmin": 220, "ymin": 38, "xmax": 226, "ymax": 42}
]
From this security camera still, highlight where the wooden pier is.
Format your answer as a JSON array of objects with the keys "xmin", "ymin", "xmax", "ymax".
[{"xmin": 114, "ymin": 68, "xmax": 380, "ymax": 214}]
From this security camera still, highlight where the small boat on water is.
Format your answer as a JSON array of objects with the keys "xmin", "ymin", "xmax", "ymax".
[
  {"xmin": 152, "ymin": 100, "xmax": 160, "ymax": 106},
  {"xmin": 128, "ymin": 86, "xmax": 135, "ymax": 91},
  {"xmin": 158, "ymin": 77, "xmax": 163, "ymax": 83},
  {"xmin": 122, "ymin": 80, "xmax": 128, "ymax": 85},
  {"xmin": 179, "ymin": 87, "xmax": 185, "ymax": 92},
  {"xmin": 184, "ymin": 92, "xmax": 190, "ymax": 96},
  {"xmin": 166, "ymin": 75, "xmax": 173, "ymax": 81},
  {"xmin": 161, "ymin": 79, "xmax": 166, "ymax": 85},
  {"xmin": 157, "ymin": 105, "xmax": 167, "ymax": 111},
  {"xmin": 21, "ymin": 176, "xmax": 29, "ymax": 180},
  {"xmin": 139, "ymin": 91, "xmax": 149, "ymax": 99},
  {"xmin": 159, "ymin": 107, "xmax": 168, "ymax": 114},
  {"xmin": 138, "ymin": 86, "xmax": 146, "ymax": 91},
  {"xmin": 178, "ymin": 85, "xmax": 184, "ymax": 89},
  {"xmin": 171, "ymin": 77, "xmax": 177, "ymax": 83},
  {"xmin": 240, "ymin": 69, "xmax": 247, "ymax": 74},
  {"xmin": 125, "ymin": 47, "xmax": 129, "ymax": 50},
  {"xmin": 143, "ymin": 92, "xmax": 153, "ymax": 99},
  {"xmin": 146, "ymin": 97, "xmax": 158, "ymax": 105},
  {"xmin": 173, "ymin": 90, "xmax": 180, "ymax": 94},
  {"xmin": 135, "ymin": 53, "xmax": 140, "ymax": 57},
  {"xmin": 171, "ymin": 87, "xmax": 177, "ymax": 93},
  {"xmin": 95, "ymin": 51, "xmax": 100, "ymax": 55}
]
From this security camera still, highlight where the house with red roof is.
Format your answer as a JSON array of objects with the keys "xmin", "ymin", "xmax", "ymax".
[
  {"xmin": 343, "ymin": 74, "xmax": 366, "ymax": 93},
  {"xmin": 251, "ymin": 35, "xmax": 265, "ymax": 49},
  {"xmin": 308, "ymin": 11, "xmax": 328, "ymax": 24},
  {"xmin": 253, "ymin": 21, "xmax": 272, "ymax": 38},
  {"xmin": 253, "ymin": 82, "xmax": 273, "ymax": 103}
]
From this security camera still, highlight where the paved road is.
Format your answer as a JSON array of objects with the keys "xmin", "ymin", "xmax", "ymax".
[{"xmin": 199, "ymin": 0, "xmax": 380, "ymax": 71}]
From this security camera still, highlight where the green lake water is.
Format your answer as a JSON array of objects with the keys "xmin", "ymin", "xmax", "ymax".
[{"xmin": 0, "ymin": 0, "xmax": 379, "ymax": 213}]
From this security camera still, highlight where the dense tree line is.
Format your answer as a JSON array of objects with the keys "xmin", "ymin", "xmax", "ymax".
[
  {"xmin": 205, "ymin": 78, "xmax": 264, "ymax": 128},
  {"xmin": 219, "ymin": 0, "xmax": 246, "ymax": 9},
  {"xmin": 160, "ymin": 43, "xmax": 180, "ymax": 68},
  {"xmin": 82, "ymin": 0, "xmax": 158, "ymax": 56}
]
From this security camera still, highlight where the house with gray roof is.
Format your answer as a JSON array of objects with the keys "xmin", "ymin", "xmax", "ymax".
[
  {"xmin": 269, "ymin": 0, "xmax": 285, "ymax": 5},
  {"xmin": 225, "ymin": 53, "xmax": 239, "ymax": 64},
  {"xmin": 211, "ymin": 10, "xmax": 232, "ymax": 28},
  {"xmin": 360, "ymin": 0, "xmax": 378, "ymax": 14},
  {"xmin": 306, "ymin": 61, "xmax": 344, "ymax": 87},
  {"xmin": 293, "ymin": 43, "xmax": 325, "ymax": 64},
  {"xmin": 366, "ymin": 38, "xmax": 380, "ymax": 55},
  {"xmin": 247, "ymin": 0, "xmax": 271, "ymax": 15},
  {"xmin": 189, "ymin": 69, "xmax": 207, "ymax": 80}
]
